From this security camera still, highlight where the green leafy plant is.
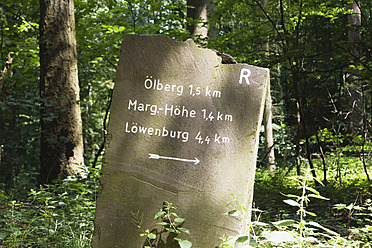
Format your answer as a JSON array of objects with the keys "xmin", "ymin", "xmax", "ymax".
[
  {"xmin": 334, "ymin": 197, "xmax": 372, "ymax": 245},
  {"xmin": 219, "ymin": 169, "xmax": 350, "ymax": 247},
  {"xmin": 281, "ymin": 170, "xmax": 341, "ymax": 247},
  {"xmin": 0, "ymin": 167, "xmax": 99, "ymax": 247},
  {"xmin": 132, "ymin": 201, "xmax": 192, "ymax": 248},
  {"xmin": 218, "ymin": 193, "xmax": 271, "ymax": 248}
]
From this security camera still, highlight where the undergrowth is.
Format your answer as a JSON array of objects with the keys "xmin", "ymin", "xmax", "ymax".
[
  {"xmin": 0, "ymin": 167, "xmax": 99, "ymax": 248},
  {"xmin": 253, "ymin": 166, "xmax": 372, "ymax": 247},
  {"xmin": 0, "ymin": 160, "xmax": 371, "ymax": 247}
]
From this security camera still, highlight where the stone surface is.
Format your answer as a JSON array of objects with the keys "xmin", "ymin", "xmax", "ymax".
[{"xmin": 92, "ymin": 34, "xmax": 269, "ymax": 248}]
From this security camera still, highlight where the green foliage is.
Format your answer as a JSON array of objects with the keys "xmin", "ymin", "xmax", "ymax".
[
  {"xmin": 0, "ymin": 0, "xmax": 40, "ymax": 184},
  {"xmin": 0, "ymin": 167, "xmax": 99, "ymax": 247},
  {"xmin": 280, "ymin": 171, "xmax": 339, "ymax": 247},
  {"xmin": 309, "ymin": 128, "xmax": 372, "ymax": 184},
  {"xmin": 210, "ymin": 0, "xmax": 372, "ymax": 171},
  {"xmin": 218, "ymin": 169, "xmax": 371, "ymax": 248},
  {"xmin": 132, "ymin": 201, "xmax": 192, "ymax": 248},
  {"xmin": 334, "ymin": 198, "xmax": 372, "ymax": 244},
  {"xmin": 254, "ymin": 164, "xmax": 372, "ymax": 247},
  {"xmin": 0, "ymin": 0, "xmax": 371, "ymax": 246},
  {"xmin": 258, "ymin": 122, "xmax": 297, "ymax": 168}
]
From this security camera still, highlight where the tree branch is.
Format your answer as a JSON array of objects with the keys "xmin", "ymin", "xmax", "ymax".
[{"xmin": 252, "ymin": 0, "xmax": 281, "ymax": 36}]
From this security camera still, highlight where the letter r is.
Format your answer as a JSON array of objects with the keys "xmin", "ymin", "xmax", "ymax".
[{"xmin": 239, "ymin": 68, "xmax": 251, "ymax": 85}]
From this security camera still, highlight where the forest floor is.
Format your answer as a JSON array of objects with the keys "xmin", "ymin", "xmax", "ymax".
[
  {"xmin": 0, "ymin": 159, "xmax": 371, "ymax": 247},
  {"xmin": 252, "ymin": 164, "xmax": 372, "ymax": 246}
]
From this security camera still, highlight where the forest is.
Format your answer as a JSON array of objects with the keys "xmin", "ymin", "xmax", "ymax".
[{"xmin": 0, "ymin": 0, "xmax": 371, "ymax": 247}]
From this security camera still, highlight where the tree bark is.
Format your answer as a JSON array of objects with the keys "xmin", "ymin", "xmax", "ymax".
[
  {"xmin": 261, "ymin": 0, "xmax": 275, "ymax": 171},
  {"xmin": 347, "ymin": 1, "xmax": 363, "ymax": 134},
  {"xmin": 187, "ymin": 0, "xmax": 209, "ymax": 39},
  {"xmin": 39, "ymin": 0, "xmax": 84, "ymax": 184},
  {"xmin": 263, "ymin": 78, "xmax": 276, "ymax": 171},
  {"xmin": 207, "ymin": 0, "xmax": 217, "ymax": 40}
]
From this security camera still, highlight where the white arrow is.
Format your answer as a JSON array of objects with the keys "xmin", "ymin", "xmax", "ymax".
[{"xmin": 149, "ymin": 153, "xmax": 200, "ymax": 165}]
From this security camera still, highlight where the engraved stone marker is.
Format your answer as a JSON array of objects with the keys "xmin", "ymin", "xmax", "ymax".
[{"xmin": 92, "ymin": 34, "xmax": 269, "ymax": 247}]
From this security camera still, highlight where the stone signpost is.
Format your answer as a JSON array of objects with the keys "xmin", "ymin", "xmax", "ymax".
[{"xmin": 92, "ymin": 34, "xmax": 269, "ymax": 247}]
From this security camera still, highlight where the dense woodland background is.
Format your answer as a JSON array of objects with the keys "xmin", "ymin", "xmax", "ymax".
[{"xmin": 0, "ymin": 0, "xmax": 371, "ymax": 247}]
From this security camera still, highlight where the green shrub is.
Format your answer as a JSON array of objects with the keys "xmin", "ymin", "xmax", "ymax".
[{"xmin": 0, "ymin": 167, "xmax": 99, "ymax": 247}]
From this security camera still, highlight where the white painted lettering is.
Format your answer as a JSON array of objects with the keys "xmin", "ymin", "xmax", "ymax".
[
  {"xmin": 144, "ymin": 76, "xmax": 184, "ymax": 96},
  {"xmin": 124, "ymin": 121, "xmax": 189, "ymax": 142},
  {"xmin": 239, "ymin": 68, "xmax": 251, "ymax": 85}
]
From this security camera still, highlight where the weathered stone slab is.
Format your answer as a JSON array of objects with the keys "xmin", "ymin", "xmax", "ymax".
[{"xmin": 92, "ymin": 34, "xmax": 269, "ymax": 247}]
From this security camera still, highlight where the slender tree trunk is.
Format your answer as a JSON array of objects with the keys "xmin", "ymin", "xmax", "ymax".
[
  {"xmin": 315, "ymin": 131, "xmax": 327, "ymax": 185},
  {"xmin": 187, "ymin": 0, "xmax": 209, "ymax": 39},
  {"xmin": 347, "ymin": 1, "xmax": 363, "ymax": 134},
  {"xmin": 264, "ymin": 78, "xmax": 276, "ymax": 171},
  {"xmin": 39, "ymin": 0, "xmax": 84, "ymax": 184},
  {"xmin": 261, "ymin": 0, "xmax": 275, "ymax": 171},
  {"xmin": 262, "ymin": 0, "xmax": 270, "ymax": 54},
  {"xmin": 360, "ymin": 87, "xmax": 370, "ymax": 180},
  {"xmin": 292, "ymin": 69, "xmax": 318, "ymax": 183},
  {"xmin": 295, "ymin": 101, "xmax": 301, "ymax": 176}
]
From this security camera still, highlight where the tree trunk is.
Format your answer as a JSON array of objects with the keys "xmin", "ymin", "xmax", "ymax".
[
  {"xmin": 39, "ymin": 0, "xmax": 84, "ymax": 184},
  {"xmin": 347, "ymin": 1, "xmax": 363, "ymax": 134},
  {"xmin": 264, "ymin": 78, "xmax": 276, "ymax": 171},
  {"xmin": 187, "ymin": 0, "xmax": 209, "ymax": 39},
  {"xmin": 292, "ymin": 69, "xmax": 318, "ymax": 183},
  {"xmin": 207, "ymin": 0, "xmax": 217, "ymax": 40},
  {"xmin": 261, "ymin": 0, "xmax": 275, "ymax": 171}
]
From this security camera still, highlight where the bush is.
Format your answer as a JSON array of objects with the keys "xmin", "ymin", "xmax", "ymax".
[{"xmin": 0, "ymin": 167, "xmax": 99, "ymax": 248}]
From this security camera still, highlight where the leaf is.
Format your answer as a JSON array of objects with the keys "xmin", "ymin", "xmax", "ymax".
[
  {"xmin": 154, "ymin": 211, "xmax": 165, "ymax": 219},
  {"xmin": 165, "ymin": 227, "xmax": 178, "ymax": 233},
  {"xmin": 178, "ymin": 227, "xmax": 191, "ymax": 235},
  {"xmin": 283, "ymin": 194, "xmax": 300, "ymax": 199},
  {"xmin": 235, "ymin": 235, "xmax": 249, "ymax": 243},
  {"xmin": 287, "ymin": 175, "xmax": 303, "ymax": 181},
  {"xmin": 226, "ymin": 210, "xmax": 240, "ymax": 216},
  {"xmin": 272, "ymin": 219, "xmax": 295, "ymax": 227},
  {"xmin": 253, "ymin": 221, "xmax": 270, "ymax": 226},
  {"xmin": 174, "ymin": 238, "xmax": 192, "ymax": 248},
  {"xmin": 147, "ymin": 233, "xmax": 156, "ymax": 239},
  {"xmin": 283, "ymin": 199, "xmax": 300, "ymax": 207},
  {"xmin": 305, "ymin": 186, "xmax": 320, "ymax": 195},
  {"xmin": 263, "ymin": 231, "xmax": 296, "ymax": 244},
  {"xmin": 307, "ymin": 221, "xmax": 339, "ymax": 236},
  {"xmin": 304, "ymin": 210, "xmax": 317, "ymax": 216},
  {"xmin": 171, "ymin": 212, "xmax": 179, "ymax": 217},
  {"xmin": 333, "ymin": 203, "xmax": 346, "ymax": 210},
  {"xmin": 251, "ymin": 208, "xmax": 263, "ymax": 212},
  {"xmin": 156, "ymin": 222, "xmax": 168, "ymax": 226},
  {"xmin": 307, "ymin": 194, "xmax": 329, "ymax": 200},
  {"xmin": 174, "ymin": 217, "xmax": 185, "ymax": 223},
  {"xmin": 313, "ymin": 177, "xmax": 325, "ymax": 186}
]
